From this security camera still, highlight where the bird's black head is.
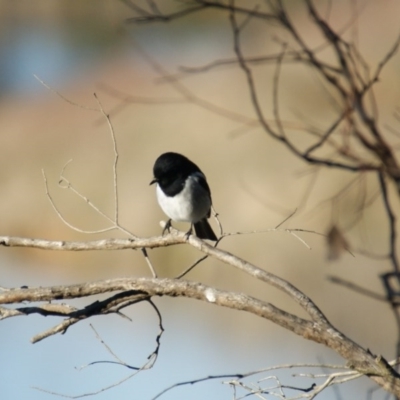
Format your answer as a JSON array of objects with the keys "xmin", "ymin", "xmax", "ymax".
[{"xmin": 150, "ymin": 152, "xmax": 203, "ymax": 196}]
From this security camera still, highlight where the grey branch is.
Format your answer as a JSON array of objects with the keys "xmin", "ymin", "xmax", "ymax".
[{"xmin": 1, "ymin": 232, "xmax": 400, "ymax": 395}]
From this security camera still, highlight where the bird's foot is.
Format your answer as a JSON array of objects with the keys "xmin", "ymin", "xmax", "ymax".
[
  {"xmin": 162, "ymin": 219, "xmax": 172, "ymax": 235},
  {"xmin": 184, "ymin": 225, "xmax": 193, "ymax": 240}
]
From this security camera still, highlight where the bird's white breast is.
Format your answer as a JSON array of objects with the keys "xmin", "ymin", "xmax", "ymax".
[{"xmin": 156, "ymin": 173, "xmax": 211, "ymax": 223}]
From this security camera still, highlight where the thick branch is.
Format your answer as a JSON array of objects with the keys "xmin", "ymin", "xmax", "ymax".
[
  {"xmin": 0, "ymin": 233, "xmax": 331, "ymax": 323},
  {"xmin": 1, "ymin": 276, "xmax": 399, "ymax": 395}
]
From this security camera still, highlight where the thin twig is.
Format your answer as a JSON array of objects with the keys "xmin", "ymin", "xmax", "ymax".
[
  {"xmin": 42, "ymin": 169, "xmax": 116, "ymax": 234},
  {"xmin": 93, "ymin": 93, "xmax": 120, "ymax": 225},
  {"xmin": 328, "ymin": 275, "xmax": 387, "ymax": 302},
  {"xmin": 33, "ymin": 75, "xmax": 98, "ymax": 111},
  {"xmin": 378, "ymin": 171, "xmax": 399, "ymax": 273}
]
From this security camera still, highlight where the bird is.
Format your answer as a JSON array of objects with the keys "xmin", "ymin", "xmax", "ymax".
[{"xmin": 150, "ymin": 152, "xmax": 218, "ymax": 241}]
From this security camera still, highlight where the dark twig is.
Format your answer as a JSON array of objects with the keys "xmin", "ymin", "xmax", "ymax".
[
  {"xmin": 327, "ymin": 275, "xmax": 387, "ymax": 303},
  {"xmin": 378, "ymin": 171, "xmax": 399, "ymax": 274}
]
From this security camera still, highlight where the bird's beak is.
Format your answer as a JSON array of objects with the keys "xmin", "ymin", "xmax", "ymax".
[{"xmin": 150, "ymin": 178, "xmax": 157, "ymax": 186}]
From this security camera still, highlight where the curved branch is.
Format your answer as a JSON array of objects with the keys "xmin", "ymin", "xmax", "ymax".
[
  {"xmin": 1, "ymin": 275, "xmax": 399, "ymax": 395},
  {"xmin": 0, "ymin": 233, "xmax": 332, "ymax": 323}
]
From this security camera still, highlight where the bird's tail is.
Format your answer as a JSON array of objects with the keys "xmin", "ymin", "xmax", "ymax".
[{"xmin": 194, "ymin": 219, "xmax": 218, "ymax": 241}]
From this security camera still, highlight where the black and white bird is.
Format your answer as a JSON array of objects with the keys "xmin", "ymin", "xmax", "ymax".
[{"xmin": 150, "ymin": 152, "xmax": 217, "ymax": 241}]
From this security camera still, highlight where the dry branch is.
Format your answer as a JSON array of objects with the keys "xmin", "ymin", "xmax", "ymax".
[{"xmin": 1, "ymin": 231, "xmax": 400, "ymax": 395}]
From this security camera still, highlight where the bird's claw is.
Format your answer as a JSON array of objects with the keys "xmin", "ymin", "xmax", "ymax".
[
  {"xmin": 162, "ymin": 219, "xmax": 172, "ymax": 236},
  {"xmin": 184, "ymin": 225, "xmax": 193, "ymax": 240}
]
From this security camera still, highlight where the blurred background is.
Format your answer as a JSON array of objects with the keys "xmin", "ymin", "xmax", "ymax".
[{"xmin": 1, "ymin": 1, "xmax": 400, "ymax": 399}]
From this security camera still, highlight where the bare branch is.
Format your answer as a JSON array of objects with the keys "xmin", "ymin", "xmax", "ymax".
[
  {"xmin": 327, "ymin": 275, "xmax": 388, "ymax": 302},
  {"xmin": 378, "ymin": 171, "xmax": 399, "ymax": 273},
  {"xmin": 42, "ymin": 168, "xmax": 117, "ymax": 235},
  {"xmin": 1, "ymin": 234, "xmax": 400, "ymax": 394},
  {"xmin": 93, "ymin": 93, "xmax": 120, "ymax": 225},
  {"xmin": 33, "ymin": 75, "xmax": 98, "ymax": 111}
]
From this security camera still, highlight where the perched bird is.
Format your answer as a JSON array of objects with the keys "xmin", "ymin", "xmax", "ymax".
[{"xmin": 150, "ymin": 152, "xmax": 217, "ymax": 241}]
